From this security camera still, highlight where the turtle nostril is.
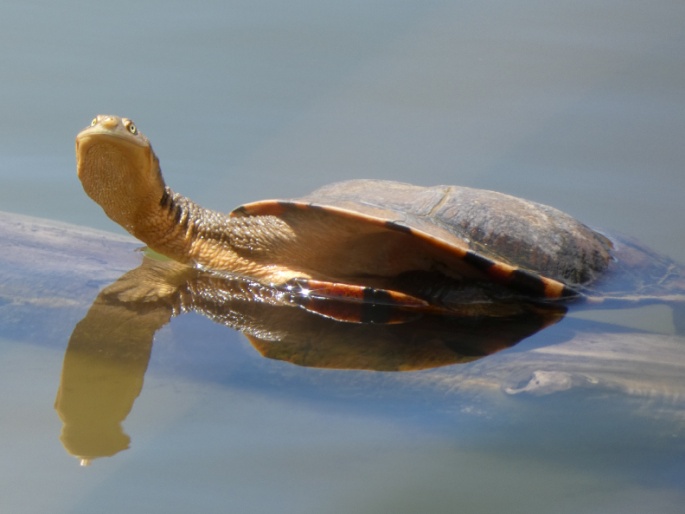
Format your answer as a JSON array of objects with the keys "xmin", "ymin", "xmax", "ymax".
[{"xmin": 101, "ymin": 116, "xmax": 118, "ymax": 129}]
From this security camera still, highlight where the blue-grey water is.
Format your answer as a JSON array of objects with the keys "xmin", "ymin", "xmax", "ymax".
[{"xmin": 1, "ymin": 1, "xmax": 685, "ymax": 513}]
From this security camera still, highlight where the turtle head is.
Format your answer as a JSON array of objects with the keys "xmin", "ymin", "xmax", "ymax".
[{"xmin": 76, "ymin": 115, "xmax": 166, "ymax": 232}]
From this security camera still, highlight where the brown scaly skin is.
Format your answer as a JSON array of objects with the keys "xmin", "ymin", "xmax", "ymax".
[{"xmin": 76, "ymin": 115, "xmax": 297, "ymax": 283}]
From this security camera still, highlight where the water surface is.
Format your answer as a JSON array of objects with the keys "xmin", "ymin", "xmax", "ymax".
[{"xmin": 1, "ymin": 1, "xmax": 685, "ymax": 513}]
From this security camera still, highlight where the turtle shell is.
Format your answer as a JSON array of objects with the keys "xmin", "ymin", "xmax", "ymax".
[{"xmin": 232, "ymin": 180, "xmax": 614, "ymax": 301}]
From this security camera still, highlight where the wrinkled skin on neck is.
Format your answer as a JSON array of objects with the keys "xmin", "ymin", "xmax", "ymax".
[{"xmin": 75, "ymin": 116, "xmax": 247, "ymax": 271}]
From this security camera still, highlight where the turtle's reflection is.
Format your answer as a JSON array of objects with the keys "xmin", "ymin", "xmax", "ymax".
[{"xmin": 55, "ymin": 256, "xmax": 564, "ymax": 464}]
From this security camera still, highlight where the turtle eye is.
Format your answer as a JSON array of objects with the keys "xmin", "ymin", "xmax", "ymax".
[
  {"xmin": 90, "ymin": 117, "xmax": 98, "ymax": 126},
  {"xmin": 126, "ymin": 122, "xmax": 138, "ymax": 135}
]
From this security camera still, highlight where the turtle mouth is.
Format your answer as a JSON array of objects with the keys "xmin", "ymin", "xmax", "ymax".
[
  {"xmin": 76, "ymin": 127, "xmax": 149, "ymax": 149},
  {"xmin": 76, "ymin": 129, "xmax": 150, "ymax": 168}
]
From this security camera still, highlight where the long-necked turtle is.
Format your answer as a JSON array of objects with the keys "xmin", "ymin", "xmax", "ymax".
[{"xmin": 75, "ymin": 115, "xmax": 685, "ymax": 320}]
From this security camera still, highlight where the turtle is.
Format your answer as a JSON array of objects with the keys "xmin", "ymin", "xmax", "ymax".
[{"xmin": 75, "ymin": 115, "xmax": 685, "ymax": 322}]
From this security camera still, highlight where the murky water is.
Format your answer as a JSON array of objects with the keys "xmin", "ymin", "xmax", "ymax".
[{"xmin": 1, "ymin": 1, "xmax": 685, "ymax": 513}]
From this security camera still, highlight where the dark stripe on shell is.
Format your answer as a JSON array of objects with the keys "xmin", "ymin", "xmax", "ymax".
[
  {"xmin": 464, "ymin": 250, "xmax": 569, "ymax": 299},
  {"xmin": 559, "ymin": 284, "xmax": 579, "ymax": 298},
  {"xmin": 300, "ymin": 202, "xmax": 326, "ymax": 212},
  {"xmin": 462, "ymin": 250, "xmax": 496, "ymax": 273},
  {"xmin": 509, "ymin": 269, "xmax": 547, "ymax": 296},
  {"xmin": 384, "ymin": 220, "xmax": 414, "ymax": 234}
]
